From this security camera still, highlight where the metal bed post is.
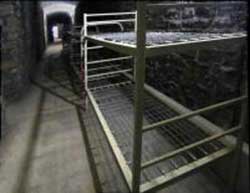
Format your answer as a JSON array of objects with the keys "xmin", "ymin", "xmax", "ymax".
[
  {"xmin": 132, "ymin": 1, "xmax": 146, "ymax": 193},
  {"xmin": 227, "ymin": 97, "xmax": 248, "ymax": 193},
  {"xmin": 133, "ymin": 11, "xmax": 138, "ymax": 81},
  {"xmin": 227, "ymin": 49, "xmax": 248, "ymax": 193},
  {"xmin": 84, "ymin": 13, "xmax": 88, "ymax": 90}
]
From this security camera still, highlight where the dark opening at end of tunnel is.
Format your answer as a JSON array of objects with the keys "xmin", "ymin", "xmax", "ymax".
[{"xmin": 47, "ymin": 12, "xmax": 73, "ymax": 44}]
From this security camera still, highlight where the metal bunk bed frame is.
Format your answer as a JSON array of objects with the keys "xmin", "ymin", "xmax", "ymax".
[{"xmin": 81, "ymin": 2, "xmax": 248, "ymax": 193}]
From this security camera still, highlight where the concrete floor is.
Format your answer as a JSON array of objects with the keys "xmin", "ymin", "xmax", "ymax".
[{"xmin": 0, "ymin": 44, "xmax": 95, "ymax": 193}]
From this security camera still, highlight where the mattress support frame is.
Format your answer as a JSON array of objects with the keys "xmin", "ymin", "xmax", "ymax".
[{"xmin": 81, "ymin": 2, "xmax": 248, "ymax": 193}]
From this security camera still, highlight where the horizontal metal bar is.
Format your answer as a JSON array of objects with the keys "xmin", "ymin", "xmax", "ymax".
[
  {"xmin": 89, "ymin": 81, "xmax": 132, "ymax": 91},
  {"xmin": 145, "ymin": 34, "xmax": 246, "ymax": 57},
  {"xmin": 86, "ymin": 11, "xmax": 136, "ymax": 17},
  {"xmin": 88, "ymin": 69, "xmax": 132, "ymax": 79},
  {"xmin": 147, "ymin": 1, "xmax": 247, "ymax": 8},
  {"xmin": 88, "ymin": 64, "xmax": 121, "ymax": 72},
  {"xmin": 86, "ymin": 89, "xmax": 132, "ymax": 190},
  {"xmin": 87, "ymin": 56, "xmax": 133, "ymax": 65},
  {"xmin": 125, "ymin": 75, "xmax": 243, "ymax": 148},
  {"xmin": 87, "ymin": 73, "xmax": 121, "ymax": 81},
  {"xmin": 85, "ymin": 36, "xmax": 136, "ymax": 56},
  {"xmin": 87, "ymin": 46, "xmax": 104, "ymax": 50},
  {"xmin": 141, "ymin": 126, "xmax": 240, "ymax": 169},
  {"xmin": 143, "ymin": 95, "xmax": 247, "ymax": 132},
  {"xmin": 87, "ymin": 19, "xmax": 135, "ymax": 26},
  {"xmin": 140, "ymin": 147, "xmax": 233, "ymax": 193}
]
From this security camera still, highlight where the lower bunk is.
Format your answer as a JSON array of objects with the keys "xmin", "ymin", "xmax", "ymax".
[{"xmin": 82, "ymin": 81, "xmax": 235, "ymax": 193}]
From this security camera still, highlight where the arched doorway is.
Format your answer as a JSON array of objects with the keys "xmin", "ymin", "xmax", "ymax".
[{"xmin": 46, "ymin": 12, "xmax": 72, "ymax": 44}]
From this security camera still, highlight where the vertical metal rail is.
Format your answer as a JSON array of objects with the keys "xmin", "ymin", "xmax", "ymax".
[
  {"xmin": 132, "ymin": 2, "xmax": 146, "ymax": 193},
  {"xmin": 84, "ymin": 13, "xmax": 88, "ymax": 90},
  {"xmin": 133, "ymin": 11, "xmax": 138, "ymax": 81},
  {"xmin": 227, "ymin": 47, "xmax": 248, "ymax": 193},
  {"xmin": 227, "ymin": 97, "xmax": 248, "ymax": 193}
]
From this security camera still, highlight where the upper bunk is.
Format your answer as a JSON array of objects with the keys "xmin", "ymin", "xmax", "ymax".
[
  {"xmin": 86, "ymin": 31, "xmax": 246, "ymax": 57},
  {"xmin": 82, "ymin": 1, "xmax": 247, "ymax": 57}
]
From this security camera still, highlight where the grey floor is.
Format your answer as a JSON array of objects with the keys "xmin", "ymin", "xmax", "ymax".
[{"xmin": 0, "ymin": 44, "xmax": 95, "ymax": 193}]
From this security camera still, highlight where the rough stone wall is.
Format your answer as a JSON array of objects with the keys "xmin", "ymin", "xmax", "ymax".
[
  {"xmin": 144, "ymin": 3, "xmax": 248, "ymax": 128},
  {"xmin": 0, "ymin": 1, "xmax": 45, "ymax": 102},
  {"xmin": 0, "ymin": 1, "xmax": 45, "ymax": 138},
  {"xmin": 74, "ymin": 1, "xmax": 135, "ymax": 25},
  {"xmin": 146, "ymin": 2, "xmax": 247, "ymax": 32},
  {"xmin": 146, "ymin": 44, "xmax": 247, "ymax": 128}
]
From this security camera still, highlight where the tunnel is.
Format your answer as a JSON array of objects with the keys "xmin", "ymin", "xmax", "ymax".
[
  {"xmin": 46, "ymin": 12, "xmax": 73, "ymax": 44},
  {"xmin": 0, "ymin": 1, "xmax": 249, "ymax": 193}
]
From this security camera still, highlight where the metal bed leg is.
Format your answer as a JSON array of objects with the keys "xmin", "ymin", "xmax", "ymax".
[
  {"xmin": 84, "ymin": 13, "xmax": 88, "ymax": 90},
  {"xmin": 227, "ymin": 79, "xmax": 248, "ymax": 193},
  {"xmin": 132, "ymin": 1, "xmax": 146, "ymax": 193},
  {"xmin": 227, "ymin": 99, "xmax": 248, "ymax": 193}
]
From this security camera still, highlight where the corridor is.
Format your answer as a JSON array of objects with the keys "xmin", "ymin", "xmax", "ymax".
[{"xmin": 0, "ymin": 44, "xmax": 95, "ymax": 193}]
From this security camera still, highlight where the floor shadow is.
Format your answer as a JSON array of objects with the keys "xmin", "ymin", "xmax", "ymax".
[
  {"xmin": 32, "ymin": 79, "xmax": 84, "ymax": 110},
  {"xmin": 13, "ymin": 89, "xmax": 46, "ymax": 193}
]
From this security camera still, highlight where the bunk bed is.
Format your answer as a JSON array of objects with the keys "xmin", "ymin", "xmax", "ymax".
[{"xmin": 80, "ymin": 2, "xmax": 248, "ymax": 193}]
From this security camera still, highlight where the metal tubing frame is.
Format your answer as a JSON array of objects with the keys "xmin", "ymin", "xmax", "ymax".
[
  {"xmin": 86, "ymin": 11, "xmax": 136, "ymax": 17},
  {"xmin": 86, "ymin": 33, "xmax": 246, "ymax": 58},
  {"xmin": 81, "ymin": 2, "xmax": 248, "ymax": 193},
  {"xmin": 87, "ymin": 46, "xmax": 103, "ymax": 50},
  {"xmin": 86, "ymin": 89, "xmax": 132, "ymax": 190},
  {"xmin": 84, "ymin": 13, "xmax": 88, "ymax": 90},
  {"xmin": 88, "ymin": 73, "xmax": 122, "ymax": 82},
  {"xmin": 85, "ymin": 36, "xmax": 136, "ymax": 56},
  {"xmin": 89, "ymin": 80, "xmax": 132, "ymax": 91},
  {"xmin": 141, "ymin": 126, "xmax": 240, "ymax": 169},
  {"xmin": 83, "ymin": 11, "xmax": 137, "ymax": 91},
  {"xmin": 122, "ymin": 62, "xmax": 247, "ymax": 193},
  {"xmin": 143, "ymin": 95, "xmax": 248, "ymax": 132},
  {"xmin": 87, "ymin": 56, "xmax": 133, "ymax": 65},
  {"xmin": 88, "ymin": 64, "xmax": 122, "ymax": 72},
  {"xmin": 132, "ymin": 2, "xmax": 146, "ymax": 192},
  {"xmin": 88, "ymin": 69, "xmax": 132, "ymax": 79},
  {"xmin": 140, "ymin": 147, "xmax": 233, "ymax": 193},
  {"xmin": 145, "ymin": 34, "xmax": 246, "ymax": 57},
  {"xmin": 147, "ymin": 1, "xmax": 247, "ymax": 8},
  {"xmin": 227, "ymin": 50, "xmax": 248, "ymax": 193},
  {"xmin": 87, "ymin": 19, "xmax": 136, "ymax": 26}
]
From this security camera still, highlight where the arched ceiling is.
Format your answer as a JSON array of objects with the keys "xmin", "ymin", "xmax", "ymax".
[
  {"xmin": 42, "ymin": 1, "xmax": 78, "ymax": 23},
  {"xmin": 47, "ymin": 12, "xmax": 72, "ymax": 25}
]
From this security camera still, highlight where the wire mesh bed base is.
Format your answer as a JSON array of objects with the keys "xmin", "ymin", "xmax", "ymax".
[
  {"xmin": 85, "ymin": 32, "xmax": 246, "ymax": 57},
  {"xmin": 89, "ymin": 32, "xmax": 246, "ymax": 46},
  {"xmin": 86, "ymin": 82, "xmax": 235, "ymax": 192},
  {"xmin": 83, "ymin": 98, "xmax": 226, "ymax": 193}
]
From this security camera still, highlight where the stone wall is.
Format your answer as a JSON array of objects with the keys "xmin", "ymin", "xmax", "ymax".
[
  {"xmin": 0, "ymin": 1, "xmax": 45, "ymax": 102},
  {"xmin": 144, "ymin": 2, "xmax": 247, "ymax": 128},
  {"xmin": 146, "ymin": 2, "xmax": 247, "ymax": 32},
  {"xmin": 0, "ymin": 1, "xmax": 45, "ymax": 138}
]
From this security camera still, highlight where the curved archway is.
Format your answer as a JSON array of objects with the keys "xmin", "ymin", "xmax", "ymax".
[{"xmin": 42, "ymin": 2, "xmax": 77, "ymax": 45}]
